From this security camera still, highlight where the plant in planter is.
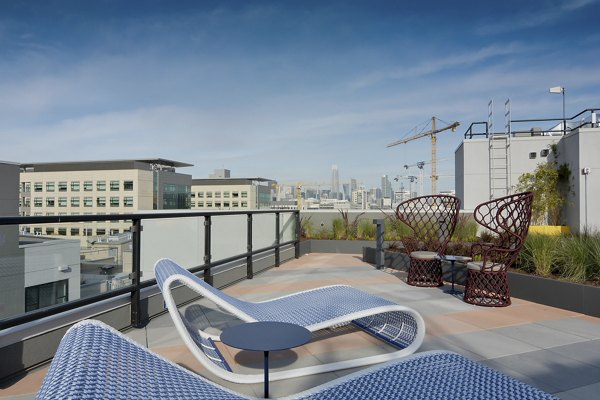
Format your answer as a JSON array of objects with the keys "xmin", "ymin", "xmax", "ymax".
[{"xmin": 518, "ymin": 234, "xmax": 559, "ymax": 276}]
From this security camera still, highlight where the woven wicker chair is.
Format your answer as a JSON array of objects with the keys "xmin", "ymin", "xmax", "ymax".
[
  {"xmin": 395, "ymin": 195, "xmax": 461, "ymax": 287},
  {"xmin": 464, "ymin": 192, "xmax": 534, "ymax": 307},
  {"xmin": 37, "ymin": 320, "xmax": 558, "ymax": 400}
]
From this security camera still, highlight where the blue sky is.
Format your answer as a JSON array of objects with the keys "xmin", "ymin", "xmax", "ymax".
[{"xmin": 1, "ymin": 0, "xmax": 599, "ymax": 192}]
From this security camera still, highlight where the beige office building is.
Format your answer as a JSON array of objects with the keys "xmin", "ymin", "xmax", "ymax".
[
  {"xmin": 191, "ymin": 178, "xmax": 275, "ymax": 210},
  {"xmin": 19, "ymin": 159, "xmax": 192, "ymax": 239}
]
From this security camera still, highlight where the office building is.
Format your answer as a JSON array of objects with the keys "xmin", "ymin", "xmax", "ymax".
[{"xmin": 191, "ymin": 177, "xmax": 276, "ymax": 210}]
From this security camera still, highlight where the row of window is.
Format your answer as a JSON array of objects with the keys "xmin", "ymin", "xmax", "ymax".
[
  {"xmin": 191, "ymin": 191, "xmax": 248, "ymax": 199},
  {"xmin": 192, "ymin": 201, "xmax": 248, "ymax": 208},
  {"xmin": 23, "ymin": 180, "xmax": 134, "ymax": 193},
  {"xmin": 28, "ymin": 227, "xmax": 123, "ymax": 236},
  {"xmin": 26, "ymin": 196, "xmax": 134, "ymax": 208}
]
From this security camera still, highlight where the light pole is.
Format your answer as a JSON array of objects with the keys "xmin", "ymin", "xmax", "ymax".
[{"xmin": 549, "ymin": 86, "xmax": 566, "ymax": 134}]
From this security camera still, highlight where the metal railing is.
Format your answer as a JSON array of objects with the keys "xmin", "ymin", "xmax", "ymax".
[
  {"xmin": 0, "ymin": 210, "xmax": 300, "ymax": 330},
  {"xmin": 464, "ymin": 108, "xmax": 599, "ymax": 139}
]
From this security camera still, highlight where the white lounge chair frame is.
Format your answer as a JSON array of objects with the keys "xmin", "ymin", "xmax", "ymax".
[{"xmin": 154, "ymin": 258, "xmax": 425, "ymax": 384}]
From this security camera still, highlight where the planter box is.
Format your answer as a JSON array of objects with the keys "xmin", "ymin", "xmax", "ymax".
[
  {"xmin": 300, "ymin": 239, "xmax": 374, "ymax": 256},
  {"xmin": 509, "ymin": 272, "xmax": 600, "ymax": 317}
]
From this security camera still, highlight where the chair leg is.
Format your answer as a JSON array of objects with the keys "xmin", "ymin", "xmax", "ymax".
[
  {"xmin": 463, "ymin": 269, "xmax": 511, "ymax": 307},
  {"xmin": 407, "ymin": 258, "xmax": 442, "ymax": 287}
]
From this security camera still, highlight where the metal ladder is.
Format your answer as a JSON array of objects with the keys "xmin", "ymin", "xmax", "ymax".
[{"xmin": 489, "ymin": 132, "xmax": 511, "ymax": 199}]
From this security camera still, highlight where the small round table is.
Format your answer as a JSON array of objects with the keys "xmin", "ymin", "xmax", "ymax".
[
  {"xmin": 438, "ymin": 255, "xmax": 472, "ymax": 295},
  {"xmin": 221, "ymin": 321, "xmax": 311, "ymax": 398}
]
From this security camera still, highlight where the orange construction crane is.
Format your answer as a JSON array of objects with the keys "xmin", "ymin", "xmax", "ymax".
[{"xmin": 387, "ymin": 117, "xmax": 459, "ymax": 195}]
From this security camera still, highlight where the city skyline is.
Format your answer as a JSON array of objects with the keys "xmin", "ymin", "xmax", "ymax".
[{"xmin": 1, "ymin": 1, "xmax": 599, "ymax": 190}]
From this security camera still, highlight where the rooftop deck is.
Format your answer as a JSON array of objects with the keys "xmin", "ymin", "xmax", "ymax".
[{"xmin": 2, "ymin": 253, "xmax": 600, "ymax": 399}]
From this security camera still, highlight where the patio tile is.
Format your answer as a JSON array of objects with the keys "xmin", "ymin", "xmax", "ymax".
[
  {"xmin": 547, "ymin": 340, "xmax": 600, "ymax": 367},
  {"xmin": 536, "ymin": 317, "xmax": 600, "ymax": 340},
  {"xmin": 555, "ymin": 382, "xmax": 600, "ymax": 400},
  {"xmin": 423, "ymin": 314, "xmax": 481, "ymax": 337},
  {"xmin": 491, "ymin": 322, "xmax": 589, "ymax": 349},
  {"xmin": 447, "ymin": 307, "xmax": 532, "ymax": 329},
  {"xmin": 485, "ymin": 349, "xmax": 600, "ymax": 393},
  {"xmin": 419, "ymin": 335, "xmax": 485, "ymax": 361},
  {"xmin": 440, "ymin": 329, "xmax": 541, "ymax": 359}
]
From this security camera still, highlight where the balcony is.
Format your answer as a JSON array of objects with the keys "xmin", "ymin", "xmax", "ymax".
[{"xmin": 1, "ymin": 211, "xmax": 600, "ymax": 399}]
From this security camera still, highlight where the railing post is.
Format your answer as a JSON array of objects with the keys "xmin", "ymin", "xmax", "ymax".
[
  {"xmin": 247, "ymin": 213, "xmax": 253, "ymax": 279},
  {"xmin": 204, "ymin": 216, "xmax": 213, "ymax": 285},
  {"xmin": 275, "ymin": 212, "xmax": 280, "ymax": 267},
  {"xmin": 131, "ymin": 218, "xmax": 143, "ymax": 328},
  {"xmin": 373, "ymin": 218, "xmax": 385, "ymax": 270},
  {"xmin": 295, "ymin": 210, "xmax": 300, "ymax": 259}
]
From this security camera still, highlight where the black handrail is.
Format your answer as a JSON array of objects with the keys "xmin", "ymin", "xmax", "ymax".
[{"xmin": 0, "ymin": 209, "xmax": 299, "ymax": 331}]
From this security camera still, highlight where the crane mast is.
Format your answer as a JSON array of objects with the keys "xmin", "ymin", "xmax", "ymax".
[{"xmin": 387, "ymin": 117, "xmax": 459, "ymax": 195}]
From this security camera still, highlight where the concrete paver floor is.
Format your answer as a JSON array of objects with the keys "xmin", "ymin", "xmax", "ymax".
[{"xmin": 2, "ymin": 253, "xmax": 600, "ymax": 399}]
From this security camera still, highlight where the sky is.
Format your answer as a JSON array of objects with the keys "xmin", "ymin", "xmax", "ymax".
[{"xmin": 1, "ymin": 0, "xmax": 599, "ymax": 193}]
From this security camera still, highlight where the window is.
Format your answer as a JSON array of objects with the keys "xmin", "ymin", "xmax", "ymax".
[
  {"xmin": 33, "ymin": 227, "xmax": 42, "ymax": 235},
  {"xmin": 223, "ymin": 201, "xmax": 230, "ymax": 207},
  {"xmin": 232, "ymin": 201, "xmax": 239, "ymax": 207},
  {"xmin": 96, "ymin": 228, "xmax": 106, "ymax": 236},
  {"xmin": 58, "ymin": 182, "xmax": 67, "ymax": 192},
  {"xmin": 206, "ymin": 201, "xmax": 212, "ymax": 207},
  {"xmin": 25, "ymin": 279, "xmax": 68, "ymax": 312},
  {"xmin": 110, "ymin": 180, "xmax": 120, "ymax": 191},
  {"xmin": 214, "ymin": 192, "xmax": 221, "ymax": 198},
  {"xmin": 22, "ymin": 182, "xmax": 31, "ymax": 193},
  {"xmin": 223, "ymin": 192, "xmax": 230, "ymax": 198},
  {"xmin": 71, "ymin": 181, "xmax": 80, "ymax": 191},
  {"xmin": 83, "ymin": 228, "xmax": 93, "ymax": 236},
  {"xmin": 215, "ymin": 201, "xmax": 222, "ymax": 208},
  {"xmin": 46, "ymin": 212, "xmax": 54, "ymax": 216},
  {"xmin": 46, "ymin": 197, "xmax": 55, "ymax": 207},
  {"xmin": 58, "ymin": 197, "xmax": 67, "ymax": 207},
  {"xmin": 23, "ymin": 197, "xmax": 31, "ymax": 207},
  {"xmin": 110, "ymin": 229, "xmax": 120, "ymax": 235},
  {"xmin": 110, "ymin": 197, "xmax": 119, "ymax": 207},
  {"xmin": 198, "ymin": 201, "xmax": 204, "ymax": 207},
  {"xmin": 71, "ymin": 197, "xmax": 80, "ymax": 207},
  {"xmin": 124, "ymin": 197, "xmax": 134, "ymax": 207},
  {"xmin": 97, "ymin": 181, "xmax": 106, "ymax": 191},
  {"xmin": 45, "ymin": 227, "xmax": 54, "ymax": 235},
  {"xmin": 191, "ymin": 192, "xmax": 196, "ymax": 198},
  {"xmin": 83, "ymin": 197, "xmax": 93, "ymax": 207},
  {"xmin": 241, "ymin": 201, "xmax": 248, "ymax": 207},
  {"xmin": 70, "ymin": 228, "xmax": 80, "ymax": 236},
  {"xmin": 198, "ymin": 192, "xmax": 204, "ymax": 198},
  {"xmin": 57, "ymin": 227, "xmax": 67, "ymax": 236},
  {"xmin": 241, "ymin": 191, "xmax": 248, "ymax": 198},
  {"xmin": 83, "ymin": 181, "xmax": 93, "ymax": 191},
  {"xmin": 34, "ymin": 197, "xmax": 43, "ymax": 207},
  {"xmin": 34, "ymin": 182, "xmax": 43, "ymax": 192},
  {"xmin": 124, "ymin": 180, "xmax": 134, "ymax": 191},
  {"xmin": 529, "ymin": 152, "xmax": 537, "ymax": 159},
  {"xmin": 96, "ymin": 197, "xmax": 106, "ymax": 207},
  {"xmin": 46, "ymin": 182, "xmax": 55, "ymax": 192},
  {"xmin": 206, "ymin": 192, "xmax": 213, "ymax": 198}
]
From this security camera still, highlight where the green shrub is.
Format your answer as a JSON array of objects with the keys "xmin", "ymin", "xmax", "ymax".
[
  {"xmin": 357, "ymin": 219, "xmax": 376, "ymax": 240},
  {"xmin": 556, "ymin": 235, "xmax": 593, "ymax": 282},
  {"xmin": 452, "ymin": 215, "xmax": 478, "ymax": 242},
  {"xmin": 384, "ymin": 219, "xmax": 411, "ymax": 241},
  {"xmin": 300, "ymin": 217, "xmax": 314, "ymax": 239},
  {"xmin": 520, "ymin": 234, "xmax": 558, "ymax": 276},
  {"xmin": 316, "ymin": 226, "xmax": 332, "ymax": 240},
  {"xmin": 332, "ymin": 218, "xmax": 345, "ymax": 240}
]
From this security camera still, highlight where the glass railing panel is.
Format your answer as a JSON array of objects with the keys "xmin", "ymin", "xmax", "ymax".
[
  {"xmin": 252, "ymin": 212, "xmax": 276, "ymax": 250},
  {"xmin": 280, "ymin": 212, "xmax": 296, "ymax": 243},
  {"xmin": 211, "ymin": 214, "xmax": 246, "ymax": 263},
  {"xmin": 1, "ymin": 220, "xmax": 134, "ymax": 322},
  {"xmin": 139, "ymin": 216, "xmax": 205, "ymax": 281}
]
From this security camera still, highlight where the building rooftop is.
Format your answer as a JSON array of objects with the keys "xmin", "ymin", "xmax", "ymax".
[
  {"xmin": 2, "ymin": 252, "xmax": 599, "ymax": 399},
  {"xmin": 20, "ymin": 158, "xmax": 193, "ymax": 172}
]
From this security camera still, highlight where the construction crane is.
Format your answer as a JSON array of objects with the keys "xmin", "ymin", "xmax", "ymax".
[{"xmin": 387, "ymin": 117, "xmax": 460, "ymax": 195}]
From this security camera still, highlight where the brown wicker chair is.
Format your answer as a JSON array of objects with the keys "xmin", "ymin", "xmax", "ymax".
[
  {"xmin": 395, "ymin": 195, "xmax": 461, "ymax": 287},
  {"xmin": 464, "ymin": 192, "xmax": 534, "ymax": 307}
]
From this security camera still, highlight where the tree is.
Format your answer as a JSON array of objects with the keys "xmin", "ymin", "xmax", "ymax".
[{"xmin": 515, "ymin": 161, "xmax": 567, "ymax": 225}]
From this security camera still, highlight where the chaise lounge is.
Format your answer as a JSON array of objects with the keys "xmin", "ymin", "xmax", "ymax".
[
  {"xmin": 154, "ymin": 258, "xmax": 425, "ymax": 383},
  {"xmin": 36, "ymin": 320, "xmax": 558, "ymax": 399}
]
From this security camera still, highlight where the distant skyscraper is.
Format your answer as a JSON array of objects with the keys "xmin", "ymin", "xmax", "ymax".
[
  {"xmin": 331, "ymin": 164, "xmax": 340, "ymax": 200},
  {"xmin": 350, "ymin": 178, "xmax": 357, "ymax": 194},
  {"xmin": 342, "ymin": 183, "xmax": 350, "ymax": 201},
  {"xmin": 381, "ymin": 175, "xmax": 392, "ymax": 199}
]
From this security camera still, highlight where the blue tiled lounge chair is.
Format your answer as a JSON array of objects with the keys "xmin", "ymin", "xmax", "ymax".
[
  {"xmin": 154, "ymin": 258, "xmax": 426, "ymax": 383},
  {"xmin": 36, "ymin": 320, "xmax": 558, "ymax": 400}
]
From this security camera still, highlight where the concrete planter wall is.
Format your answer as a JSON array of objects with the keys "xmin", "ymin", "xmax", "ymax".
[{"xmin": 299, "ymin": 239, "xmax": 375, "ymax": 255}]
